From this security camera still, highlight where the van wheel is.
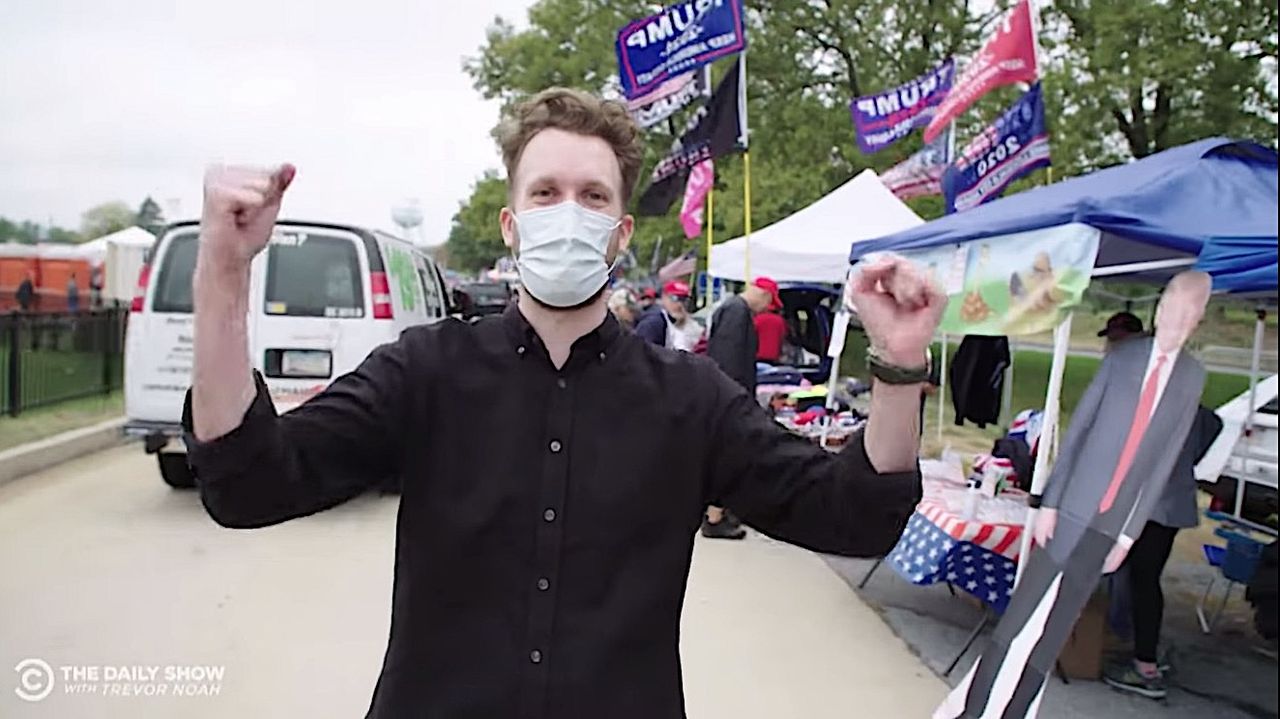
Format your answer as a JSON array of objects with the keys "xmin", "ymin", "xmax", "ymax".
[{"xmin": 158, "ymin": 453, "xmax": 196, "ymax": 489}]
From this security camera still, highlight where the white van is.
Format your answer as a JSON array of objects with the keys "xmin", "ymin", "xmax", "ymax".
[{"xmin": 124, "ymin": 220, "xmax": 452, "ymax": 488}]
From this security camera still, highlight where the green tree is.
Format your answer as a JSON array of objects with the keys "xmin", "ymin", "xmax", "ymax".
[
  {"xmin": 1041, "ymin": 0, "xmax": 1279, "ymax": 175},
  {"xmin": 80, "ymin": 201, "xmax": 136, "ymax": 240},
  {"xmin": 45, "ymin": 226, "xmax": 82, "ymax": 244},
  {"xmin": 0, "ymin": 216, "xmax": 83, "ymax": 244},
  {"xmin": 445, "ymin": 171, "xmax": 511, "ymax": 273},
  {"xmin": 0, "ymin": 217, "xmax": 18, "ymax": 243},
  {"xmin": 137, "ymin": 196, "xmax": 166, "ymax": 236}
]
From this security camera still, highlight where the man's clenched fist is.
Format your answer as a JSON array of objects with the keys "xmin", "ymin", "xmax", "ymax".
[
  {"xmin": 199, "ymin": 164, "xmax": 296, "ymax": 269},
  {"xmin": 846, "ymin": 254, "xmax": 947, "ymax": 368}
]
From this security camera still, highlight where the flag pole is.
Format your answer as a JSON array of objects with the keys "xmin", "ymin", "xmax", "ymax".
[
  {"xmin": 704, "ymin": 181, "xmax": 714, "ymax": 306},
  {"xmin": 739, "ymin": 52, "xmax": 752, "ymax": 281},
  {"xmin": 743, "ymin": 152, "xmax": 753, "ymax": 279}
]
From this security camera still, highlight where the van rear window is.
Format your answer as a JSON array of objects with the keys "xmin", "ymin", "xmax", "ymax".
[
  {"xmin": 151, "ymin": 233, "xmax": 199, "ymax": 313},
  {"xmin": 265, "ymin": 235, "xmax": 365, "ymax": 318}
]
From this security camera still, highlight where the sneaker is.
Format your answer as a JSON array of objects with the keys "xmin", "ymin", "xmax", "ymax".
[
  {"xmin": 700, "ymin": 517, "xmax": 746, "ymax": 540},
  {"xmin": 1103, "ymin": 663, "xmax": 1167, "ymax": 700}
]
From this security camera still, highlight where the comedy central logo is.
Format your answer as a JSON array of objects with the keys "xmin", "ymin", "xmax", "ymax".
[{"xmin": 14, "ymin": 658, "xmax": 55, "ymax": 702}]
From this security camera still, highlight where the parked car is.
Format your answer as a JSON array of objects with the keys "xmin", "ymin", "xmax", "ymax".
[
  {"xmin": 456, "ymin": 281, "xmax": 513, "ymax": 318},
  {"xmin": 124, "ymin": 220, "xmax": 451, "ymax": 489}
]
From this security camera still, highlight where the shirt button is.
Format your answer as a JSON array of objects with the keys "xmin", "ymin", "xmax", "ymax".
[
  {"xmin": 549, "ymin": 440, "xmax": 562, "ymax": 453},
  {"xmin": 516, "ymin": 345, "xmax": 526, "ymax": 356},
  {"xmin": 557, "ymin": 378, "xmax": 567, "ymax": 389},
  {"xmin": 598, "ymin": 351, "xmax": 607, "ymax": 362},
  {"xmin": 537, "ymin": 577, "xmax": 550, "ymax": 591},
  {"xmin": 543, "ymin": 508, "xmax": 557, "ymax": 522},
  {"xmin": 530, "ymin": 649, "xmax": 543, "ymax": 664}
]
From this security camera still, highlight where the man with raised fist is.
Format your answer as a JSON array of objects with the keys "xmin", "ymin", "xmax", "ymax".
[{"xmin": 183, "ymin": 88, "xmax": 944, "ymax": 718}]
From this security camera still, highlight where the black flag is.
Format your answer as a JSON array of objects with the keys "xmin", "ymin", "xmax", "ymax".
[{"xmin": 637, "ymin": 58, "xmax": 745, "ymax": 216}]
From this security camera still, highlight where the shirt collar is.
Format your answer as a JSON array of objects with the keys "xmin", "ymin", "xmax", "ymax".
[
  {"xmin": 501, "ymin": 301, "xmax": 621, "ymax": 365},
  {"xmin": 1151, "ymin": 341, "xmax": 1180, "ymax": 369}
]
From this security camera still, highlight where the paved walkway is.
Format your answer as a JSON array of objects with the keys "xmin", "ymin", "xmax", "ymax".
[
  {"xmin": 683, "ymin": 533, "xmax": 948, "ymax": 718},
  {"xmin": 1, "ymin": 444, "xmax": 944, "ymax": 718}
]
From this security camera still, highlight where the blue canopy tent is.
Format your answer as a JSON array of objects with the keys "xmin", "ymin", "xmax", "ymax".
[
  {"xmin": 851, "ymin": 138, "xmax": 1278, "ymax": 289},
  {"xmin": 843, "ymin": 138, "xmax": 1278, "ymax": 572}
]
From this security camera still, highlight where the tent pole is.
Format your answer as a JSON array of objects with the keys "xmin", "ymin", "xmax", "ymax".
[
  {"xmin": 819, "ymin": 310, "xmax": 849, "ymax": 450},
  {"xmin": 821, "ymin": 271, "xmax": 856, "ymax": 449},
  {"xmin": 1016, "ymin": 312, "xmax": 1074, "ymax": 587},
  {"xmin": 1247, "ymin": 307, "xmax": 1266, "ymax": 432},
  {"xmin": 937, "ymin": 332, "xmax": 948, "ymax": 449}
]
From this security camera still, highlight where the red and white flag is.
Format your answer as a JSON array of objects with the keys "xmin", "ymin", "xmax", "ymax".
[
  {"xmin": 923, "ymin": 0, "xmax": 1038, "ymax": 142},
  {"xmin": 679, "ymin": 159, "xmax": 714, "ymax": 239}
]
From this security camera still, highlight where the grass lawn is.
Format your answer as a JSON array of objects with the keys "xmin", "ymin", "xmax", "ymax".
[
  {"xmin": 0, "ymin": 390, "xmax": 123, "ymax": 452},
  {"xmin": 837, "ymin": 334, "xmax": 1254, "ymax": 458},
  {"xmin": 0, "ymin": 347, "xmax": 120, "ymax": 412},
  {"xmin": 920, "ymin": 347, "xmax": 1252, "ymax": 458},
  {"xmin": 1020, "ymin": 304, "xmax": 1278, "ymax": 362}
]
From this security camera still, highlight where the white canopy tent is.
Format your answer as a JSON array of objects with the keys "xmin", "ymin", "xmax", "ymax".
[
  {"xmin": 708, "ymin": 169, "xmax": 923, "ymax": 284},
  {"xmin": 76, "ymin": 226, "xmax": 156, "ymax": 265}
]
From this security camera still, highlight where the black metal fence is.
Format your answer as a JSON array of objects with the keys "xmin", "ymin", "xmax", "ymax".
[{"xmin": 1, "ymin": 308, "xmax": 127, "ymax": 416}]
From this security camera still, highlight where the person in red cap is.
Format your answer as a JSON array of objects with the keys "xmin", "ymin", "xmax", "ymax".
[
  {"xmin": 634, "ymin": 280, "xmax": 703, "ymax": 352},
  {"xmin": 637, "ymin": 286, "xmax": 658, "ymax": 313},
  {"xmin": 751, "ymin": 277, "xmax": 787, "ymax": 364}
]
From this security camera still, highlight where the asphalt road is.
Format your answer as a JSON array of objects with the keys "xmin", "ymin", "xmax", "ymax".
[{"xmin": 1, "ymin": 444, "xmax": 945, "ymax": 718}]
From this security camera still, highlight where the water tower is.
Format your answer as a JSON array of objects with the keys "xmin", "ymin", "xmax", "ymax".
[{"xmin": 391, "ymin": 199, "xmax": 425, "ymax": 247}]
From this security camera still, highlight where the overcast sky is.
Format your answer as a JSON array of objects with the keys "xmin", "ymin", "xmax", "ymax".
[{"xmin": 0, "ymin": 0, "xmax": 535, "ymax": 245}]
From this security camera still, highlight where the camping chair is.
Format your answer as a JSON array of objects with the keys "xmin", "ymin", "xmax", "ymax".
[{"xmin": 1196, "ymin": 527, "xmax": 1266, "ymax": 634}]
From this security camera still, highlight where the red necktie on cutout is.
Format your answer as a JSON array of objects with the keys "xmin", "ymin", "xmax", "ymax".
[{"xmin": 1098, "ymin": 354, "xmax": 1167, "ymax": 513}]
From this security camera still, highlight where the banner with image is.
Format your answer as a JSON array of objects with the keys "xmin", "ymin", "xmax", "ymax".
[
  {"xmin": 875, "ymin": 223, "xmax": 1100, "ymax": 336},
  {"xmin": 615, "ymin": 0, "xmax": 746, "ymax": 101},
  {"xmin": 851, "ymin": 59, "xmax": 955, "ymax": 154},
  {"xmin": 943, "ymin": 82, "xmax": 1051, "ymax": 213}
]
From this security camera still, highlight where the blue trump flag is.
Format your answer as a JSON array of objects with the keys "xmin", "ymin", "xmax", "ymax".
[
  {"xmin": 615, "ymin": 0, "xmax": 746, "ymax": 101},
  {"xmin": 850, "ymin": 59, "xmax": 955, "ymax": 154},
  {"xmin": 943, "ymin": 82, "xmax": 1051, "ymax": 213}
]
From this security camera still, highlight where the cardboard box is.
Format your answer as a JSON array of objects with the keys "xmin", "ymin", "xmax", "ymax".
[{"xmin": 1057, "ymin": 587, "xmax": 1108, "ymax": 679}]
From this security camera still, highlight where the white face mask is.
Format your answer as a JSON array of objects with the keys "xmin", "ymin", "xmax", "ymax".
[{"xmin": 514, "ymin": 201, "xmax": 622, "ymax": 308}]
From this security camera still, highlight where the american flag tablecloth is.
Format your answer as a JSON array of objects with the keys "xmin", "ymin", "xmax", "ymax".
[{"xmin": 886, "ymin": 480, "xmax": 1027, "ymax": 613}]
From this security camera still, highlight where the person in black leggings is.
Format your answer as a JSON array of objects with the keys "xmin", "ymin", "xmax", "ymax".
[{"xmin": 1105, "ymin": 406, "xmax": 1222, "ymax": 699}]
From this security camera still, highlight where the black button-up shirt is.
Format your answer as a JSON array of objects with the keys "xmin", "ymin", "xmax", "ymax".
[{"xmin": 182, "ymin": 305, "xmax": 921, "ymax": 718}]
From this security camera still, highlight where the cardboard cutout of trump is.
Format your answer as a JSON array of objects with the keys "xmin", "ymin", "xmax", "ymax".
[{"xmin": 937, "ymin": 271, "xmax": 1214, "ymax": 719}]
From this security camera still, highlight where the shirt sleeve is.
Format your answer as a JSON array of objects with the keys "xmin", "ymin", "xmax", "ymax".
[
  {"xmin": 701, "ymin": 362, "xmax": 921, "ymax": 557},
  {"xmin": 182, "ymin": 332, "xmax": 414, "ymax": 528}
]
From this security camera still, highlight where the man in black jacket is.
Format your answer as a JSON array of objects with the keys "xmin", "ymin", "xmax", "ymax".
[
  {"xmin": 184, "ymin": 88, "xmax": 945, "ymax": 718},
  {"xmin": 702, "ymin": 281, "xmax": 778, "ymax": 538},
  {"xmin": 707, "ymin": 281, "xmax": 774, "ymax": 393}
]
